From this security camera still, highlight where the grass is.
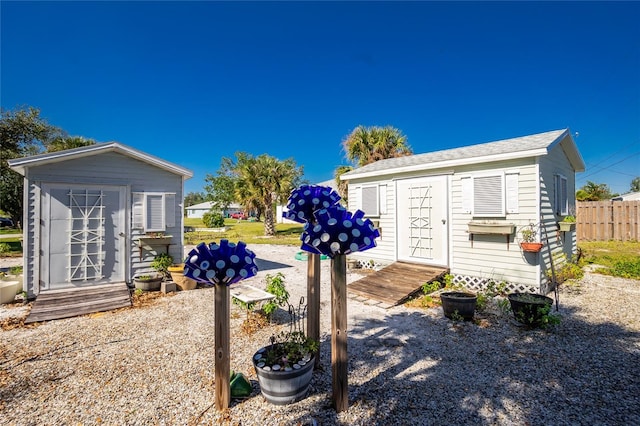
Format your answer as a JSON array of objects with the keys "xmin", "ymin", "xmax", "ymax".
[
  {"xmin": 184, "ymin": 218, "xmax": 303, "ymax": 246},
  {"xmin": 579, "ymin": 240, "xmax": 640, "ymax": 279}
]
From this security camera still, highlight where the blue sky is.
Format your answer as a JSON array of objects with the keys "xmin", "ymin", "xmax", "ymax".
[{"xmin": 2, "ymin": 1, "xmax": 639, "ymax": 195}]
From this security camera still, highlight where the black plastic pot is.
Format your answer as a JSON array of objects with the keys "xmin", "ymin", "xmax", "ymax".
[
  {"xmin": 507, "ymin": 292, "xmax": 554, "ymax": 327},
  {"xmin": 440, "ymin": 291, "xmax": 477, "ymax": 321}
]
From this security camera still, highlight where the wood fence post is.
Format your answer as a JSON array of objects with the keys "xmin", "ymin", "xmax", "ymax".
[
  {"xmin": 307, "ymin": 253, "xmax": 321, "ymax": 369},
  {"xmin": 331, "ymin": 254, "xmax": 348, "ymax": 412},
  {"xmin": 214, "ymin": 283, "xmax": 230, "ymax": 410}
]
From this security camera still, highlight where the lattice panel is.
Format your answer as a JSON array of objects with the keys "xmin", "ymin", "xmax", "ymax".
[{"xmin": 452, "ymin": 274, "xmax": 538, "ymax": 294}]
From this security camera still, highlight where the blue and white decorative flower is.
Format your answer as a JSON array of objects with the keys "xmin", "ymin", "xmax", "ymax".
[
  {"xmin": 282, "ymin": 184, "xmax": 341, "ymax": 224},
  {"xmin": 300, "ymin": 206, "xmax": 380, "ymax": 257},
  {"xmin": 183, "ymin": 239, "xmax": 258, "ymax": 286}
]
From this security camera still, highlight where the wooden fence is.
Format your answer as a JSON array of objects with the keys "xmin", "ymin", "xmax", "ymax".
[{"xmin": 576, "ymin": 200, "xmax": 640, "ymax": 241}]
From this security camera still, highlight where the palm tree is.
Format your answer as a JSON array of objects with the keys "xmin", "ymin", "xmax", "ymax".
[
  {"xmin": 335, "ymin": 125, "xmax": 412, "ymax": 205},
  {"xmin": 235, "ymin": 153, "xmax": 303, "ymax": 236},
  {"xmin": 342, "ymin": 125, "xmax": 411, "ymax": 167}
]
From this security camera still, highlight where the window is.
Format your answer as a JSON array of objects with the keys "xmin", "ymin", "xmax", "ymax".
[
  {"xmin": 132, "ymin": 192, "xmax": 176, "ymax": 232},
  {"xmin": 360, "ymin": 186, "xmax": 379, "ymax": 217},
  {"xmin": 461, "ymin": 171, "xmax": 519, "ymax": 217},
  {"xmin": 554, "ymin": 174, "xmax": 568, "ymax": 215}
]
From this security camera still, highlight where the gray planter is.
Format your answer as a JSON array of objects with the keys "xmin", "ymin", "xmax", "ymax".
[
  {"xmin": 253, "ymin": 346, "xmax": 315, "ymax": 405},
  {"xmin": 133, "ymin": 274, "xmax": 163, "ymax": 291}
]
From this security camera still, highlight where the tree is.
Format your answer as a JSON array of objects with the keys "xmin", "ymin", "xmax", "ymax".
[
  {"xmin": 334, "ymin": 165, "xmax": 353, "ymax": 203},
  {"xmin": 576, "ymin": 181, "xmax": 616, "ymax": 201},
  {"xmin": 342, "ymin": 125, "xmax": 412, "ymax": 167},
  {"xmin": 204, "ymin": 156, "xmax": 240, "ymax": 213},
  {"xmin": 335, "ymin": 125, "xmax": 412, "ymax": 206},
  {"xmin": 47, "ymin": 136, "xmax": 95, "ymax": 152},
  {"xmin": 205, "ymin": 153, "xmax": 303, "ymax": 236},
  {"xmin": 630, "ymin": 177, "xmax": 640, "ymax": 193},
  {"xmin": 1, "ymin": 107, "xmax": 61, "ymax": 224},
  {"xmin": 183, "ymin": 191, "xmax": 207, "ymax": 210}
]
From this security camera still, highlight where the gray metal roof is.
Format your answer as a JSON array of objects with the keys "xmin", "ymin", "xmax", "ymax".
[
  {"xmin": 8, "ymin": 141, "xmax": 193, "ymax": 178},
  {"xmin": 341, "ymin": 129, "xmax": 584, "ymax": 179}
]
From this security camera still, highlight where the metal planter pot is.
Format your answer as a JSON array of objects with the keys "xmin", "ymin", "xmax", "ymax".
[
  {"xmin": 440, "ymin": 291, "xmax": 477, "ymax": 321},
  {"xmin": 253, "ymin": 346, "xmax": 315, "ymax": 405}
]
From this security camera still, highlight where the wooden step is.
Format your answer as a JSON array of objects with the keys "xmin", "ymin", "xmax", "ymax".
[
  {"xmin": 348, "ymin": 262, "xmax": 448, "ymax": 307},
  {"xmin": 26, "ymin": 283, "xmax": 131, "ymax": 323}
]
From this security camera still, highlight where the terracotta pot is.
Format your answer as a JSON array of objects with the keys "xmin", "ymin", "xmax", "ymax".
[
  {"xmin": 520, "ymin": 242, "xmax": 543, "ymax": 253},
  {"xmin": 168, "ymin": 264, "xmax": 196, "ymax": 290}
]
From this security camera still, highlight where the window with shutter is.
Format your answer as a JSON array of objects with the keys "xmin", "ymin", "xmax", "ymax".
[
  {"xmin": 554, "ymin": 174, "xmax": 568, "ymax": 215},
  {"xmin": 361, "ymin": 186, "xmax": 379, "ymax": 217},
  {"xmin": 473, "ymin": 175, "xmax": 504, "ymax": 216},
  {"xmin": 132, "ymin": 192, "xmax": 176, "ymax": 232}
]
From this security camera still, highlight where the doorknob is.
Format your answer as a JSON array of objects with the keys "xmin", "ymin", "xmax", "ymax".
[
  {"xmin": 441, "ymin": 219, "xmax": 446, "ymax": 224},
  {"xmin": 119, "ymin": 232, "xmax": 126, "ymax": 237}
]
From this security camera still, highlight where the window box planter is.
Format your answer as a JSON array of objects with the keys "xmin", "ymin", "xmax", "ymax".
[
  {"xmin": 558, "ymin": 222, "xmax": 576, "ymax": 232},
  {"xmin": 467, "ymin": 221, "xmax": 515, "ymax": 235}
]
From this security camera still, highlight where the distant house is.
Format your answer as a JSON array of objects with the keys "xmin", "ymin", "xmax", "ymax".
[
  {"xmin": 341, "ymin": 129, "xmax": 585, "ymax": 294},
  {"xmin": 612, "ymin": 191, "xmax": 640, "ymax": 201},
  {"xmin": 185, "ymin": 201, "xmax": 243, "ymax": 219},
  {"xmin": 8, "ymin": 142, "xmax": 192, "ymax": 299}
]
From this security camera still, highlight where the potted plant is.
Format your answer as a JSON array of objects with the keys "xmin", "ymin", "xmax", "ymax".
[
  {"xmin": 151, "ymin": 253, "xmax": 173, "ymax": 280},
  {"xmin": 167, "ymin": 264, "xmax": 197, "ymax": 290},
  {"xmin": 559, "ymin": 215, "xmax": 576, "ymax": 232},
  {"xmin": 440, "ymin": 291, "xmax": 477, "ymax": 321},
  {"xmin": 132, "ymin": 273, "xmax": 164, "ymax": 291},
  {"xmin": 252, "ymin": 298, "xmax": 319, "ymax": 405},
  {"xmin": 520, "ymin": 223, "xmax": 543, "ymax": 253},
  {"xmin": 507, "ymin": 292, "xmax": 557, "ymax": 328}
]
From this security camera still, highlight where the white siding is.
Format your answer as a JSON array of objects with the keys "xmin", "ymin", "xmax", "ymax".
[
  {"xmin": 347, "ymin": 179, "xmax": 396, "ymax": 263},
  {"xmin": 22, "ymin": 151, "xmax": 185, "ymax": 294},
  {"xmin": 450, "ymin": 159, "xmax": 541, "ymax": 289}
]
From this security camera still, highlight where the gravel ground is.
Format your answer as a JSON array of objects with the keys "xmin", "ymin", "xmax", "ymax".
[{"xmin": 1, "ymin": 245, "xmax": 639, "ymax": 425}]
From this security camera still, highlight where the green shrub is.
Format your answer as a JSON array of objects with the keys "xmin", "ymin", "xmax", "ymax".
[
  {"xmin": 202, "ymin": 211, "xmax": 225, "ymax": 228},
  {"xmin": 421, "ymin": 280, "xmax": 441, "ymax": 294},
  {"xmin": 151, "ymin": 253, "xmax": 173, "ymax": 279},
  {"xmin": 608, "ymin": 258, "xmax": 640, "ymax": 280},
  {"xmin": 263, "ymin": 272, "xmax": 289, "ymax": 319},
  {"xmin": 0, "ymin": 243, "xmax": 10, "ymax": 254}
]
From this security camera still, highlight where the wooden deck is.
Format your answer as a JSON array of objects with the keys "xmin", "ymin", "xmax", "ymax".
[
  {"xmin": 348, "ymin": 262, "xmax": 448, "ymax": 308},
  {"xmin": 26, "ymin": 283, "xmax": 132, "ymax": 323}
]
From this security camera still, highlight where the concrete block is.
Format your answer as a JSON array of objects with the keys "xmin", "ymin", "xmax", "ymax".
[{"xmin": 161, "ymin": 281, "xmax": 177, "ymax": 294}]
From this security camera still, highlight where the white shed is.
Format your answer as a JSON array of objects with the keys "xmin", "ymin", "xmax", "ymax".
[
  {"xmin": 9, "ymin": 142, "xmax": 193, "ymax": 300},
  {"xmin": 185, "ymin": 201, "xmax": 243, "ymax": 219},
  {"xmin": 341, "ymin": 129, "xmax": 585, "ymax": 293}
]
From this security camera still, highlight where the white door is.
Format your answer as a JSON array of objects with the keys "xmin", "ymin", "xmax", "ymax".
[
  {"xmin": 42, "ymin": 184, "xmax": 126, "ymax": 290},
  {"xmin": 396, "ymin": 176, "xmax": 448, "ymax": 266}
]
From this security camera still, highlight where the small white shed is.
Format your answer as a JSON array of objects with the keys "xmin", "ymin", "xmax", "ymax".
[
  {"xmin": 9, "ymin": 142, "xmax": 193, "ymax": 298},
  {"xmin": 341, "ymin": 129, "xmax": 585, "ymax": 293}
]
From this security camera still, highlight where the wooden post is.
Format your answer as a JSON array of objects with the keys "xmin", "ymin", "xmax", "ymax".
[
  {"xmin": 307, "ymin": 253, "xmax": 321, "ymax": 369},
  {"xmin": 331, "ymin": 254, "xmax": 348, "ymax": 412},
  {"xmin": 214, "ymin": 283, "xmax": 230, "ymax": 410}
]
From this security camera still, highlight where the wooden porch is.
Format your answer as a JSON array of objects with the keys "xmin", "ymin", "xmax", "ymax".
[
  {"xmin": 348, "ymin": 262, "xmax": 448, "ymax": 308},
  {"xmin": 25, "ymin": 283, "xmax": 132, "ymax": 324}
]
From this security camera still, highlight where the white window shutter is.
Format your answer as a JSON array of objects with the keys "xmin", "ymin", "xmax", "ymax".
[
  {"xmin": 132, "ymin": 193, "xmax": 145, "ymax": 229},
  {"xmin": 165, "ymin": 194, "xmax": 175, "ymax": 228},
  {"xmin": 461, "ymin": 177, "xmax": 472, "ymax": 213},
  {"xmin": 361, "ymin": 186, "xmax": 379, "ymax": 216},
  {"xmin": 505, "ymin": 173, "xmax": 519, "ymax": 214},
  {"xmin": 146, "ymin": 194, "xmax": 165, "ymax": 231},
  {"xmin": 560, "ymin": 177, "xmax": 568, "ymax": 215},
  {"xmin": 379, "ymin": 185, "xmax": 387, "ymax": 215}
]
